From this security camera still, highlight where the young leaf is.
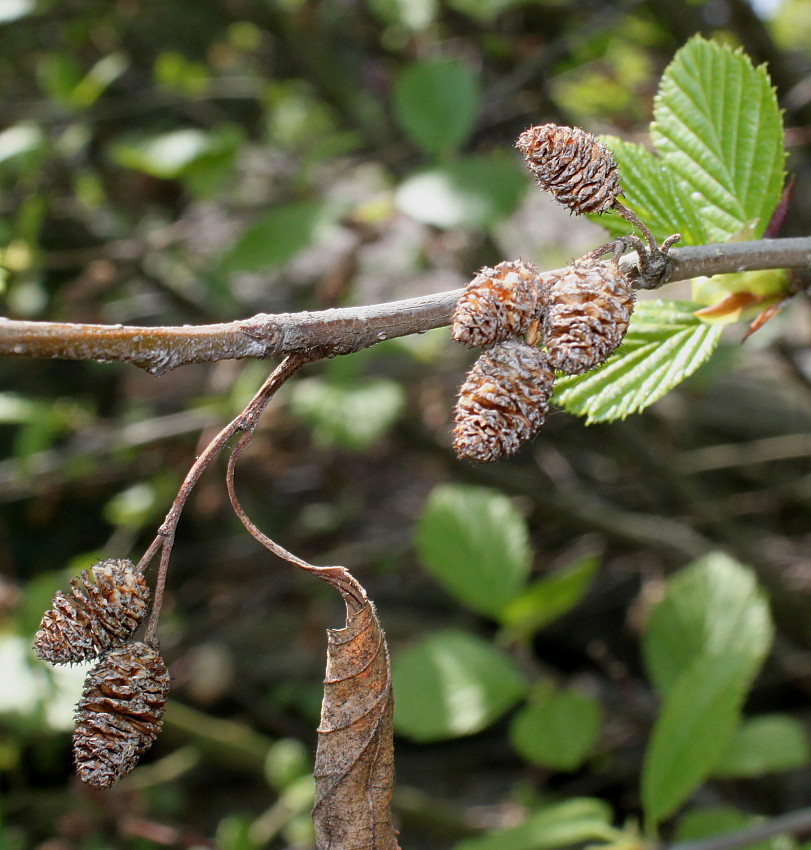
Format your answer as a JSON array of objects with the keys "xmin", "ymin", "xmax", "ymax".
[
  {"xmin": 499, "ymin": 554, "xmax": 599, "ymax": 637},
  {"xmin": 594, "ymin": 136, "xmax": 708, "ymax": 246},
  {"xmin": 552, "ymin": 300, "xmax": 723, "ymax": 424},
  {"xmin": 394, "ymin": 153, "xmax": 527, "ymax": 229},
  {"xmin": 509, "ymin": 683, "xmax": 601, "ymax": 771},
  {"xmin": 415, "ymin": 484, "xmax": 532, "ymax": 618},
  {"xmin": 642, "ymin": 652, "xmax": 752, "ymax": 828},
  {"xmin": 392, "ymin": 57, "xmax": 480, "ymax": 156},
  {"xmin": 650, "ymin": 36, "xmax": 785, "ymax": 243},
  {"xmin": 453, "ymin": 798, "xmax": 619, "ymax": 850},
  {"xmin": 712, "ymin": 714, "xmax": 810, "ymax": 778},
  {"xmin": 642, "ymin": 551, "xmax": 773, "ymax": 695},
  {"xmin": 392, "ymin": 630, "xmax": 527, "ymax": 742}
]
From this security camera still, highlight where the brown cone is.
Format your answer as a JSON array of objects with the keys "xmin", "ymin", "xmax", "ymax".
[
  {"xmin": 34, "ymin": 559, "xmax": 149, "ymax": 665},
  {"xmin": 73, "ymin": 641, "xmax": 170, "ymax": 788},
  {"xmin": 516, "ymin": 124, "xmax": 620, "ymax": 215},
  {"xmin": 453, "ymin": 341, "xmax": 555, "ymax": 463},
  {"xmin": 543, "ymin": 258, "xmax": 635, "ymax": 375},
  {"xmin": 452, "ymin": 259, "xmax": 541, "ymax": 348}
]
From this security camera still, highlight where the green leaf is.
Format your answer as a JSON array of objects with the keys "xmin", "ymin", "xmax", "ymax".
[
  {"xmin": 395, "ymin": 153, "xmax": 527, "ymax": 229},
  {"xmin": 500, "ymin": 554, "xmax": 599, "ymax": 637},
  {"xmin": 453, "ymin": 798, "xmax": 619, "ymax": 850},
  {"xmin": 552, "ymin": 300, "xmax": 723, "ymax": 424},
  {"xmin": 392, "ymin": 630, "xmax": 527, "ymax": 742},
  {"xmin": 288, "ymin": 376, "xmax": 405, "ymax": 451},
  {"xmin": 675, "ymin": 807, "xmax": 793, "ymax": 850},
  {"xmin": 71, "ymin": 53, "xmax": 129, "ymax": 108},
  {"xmin": 713, "ymin": 714, "xmax": 809, "ymax": 778},
  {"xmin": 221, "ymin": 200, "xmax": 339, "ymax": 273},
  {"xmin": 415, "ymin": 484, "xmax": 532, "ymax": 617},
  {"xmin": 642, "ymin": 552, "xmax": 773, "ymax": 695},
  {"xmin": 0, "ymin": 123, "xmax": 45, "ymax": 167},
  {"xmin": 112, "ymin": 128, "xmax": 221, "ymax": 178},
  {"xmin": 650, "ymin": 36, "xmax": 785, "ymax": 243},
  {"xmin": 509, "ymin": 684, "xmax": 601, "ymax": 771},
  {"xmin": 593, "ymin": 136, "xmax": 708, "ymax": 246},
  {"xmin": 641, "ymin": 653, "xmax": 752, "ymax": 828},
  {"xmin": 392, "ymin": 58, "xmax": 480, "ymax": 156}
]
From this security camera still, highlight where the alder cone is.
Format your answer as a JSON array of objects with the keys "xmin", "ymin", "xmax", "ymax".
[
  {"xmin": 453, "ymin": 340, "xmax": 555, "ymax": 463},
  {"xmin": 34, "ymin": 559, "xmax": 150, "ymax": 665},
  {"xmin": 543, "ymin": 259, "xmax": 635, "ymax": 375},
  {"xmin": 452, "ymin": 259, "xmax": 540, "ymax": 348},
  {"xmin": 516, "ymin": 124, "xmax": 620, "ymax": 214},
  {"xmin": 73, "ymin": 641, "xmax": 170, "ymax": 788}
]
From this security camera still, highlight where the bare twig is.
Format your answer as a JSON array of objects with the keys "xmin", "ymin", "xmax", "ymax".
[
  {"xmin": 1, "ymin": 237, "xmax": 809, "ymax": 374},
  {"xmin": 666, "ymin": 806, "xmax": 811, "ymax": 850},
  {"xmin": 138, "ymin": 354, "xmax": 308, "ymax": 642}
]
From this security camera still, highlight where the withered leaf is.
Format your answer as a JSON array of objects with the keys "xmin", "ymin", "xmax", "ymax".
[{"xmin": 312, "ymin": 566, "xmax": 400, "ymax": 850}]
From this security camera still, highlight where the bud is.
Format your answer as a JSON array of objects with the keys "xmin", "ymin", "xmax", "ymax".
[
  {"xmin": 73, "ymin": 641, "xmax": 170, "ymax": 788},
  {"xmin": 516, "ymin": 124, "xmax": 620, "ymax": 215},
  {"xmin": 452, "ymin": 259, "xmax": 541, "ymax": 348},
  {"xmin": 453, "ymin": 341, "xmax": 555, "ymax": 463},
  {"xmin": 543, "ymin": 258, "xmax": 635, "ymax": 375},
  {"xmin": 34, "ymin": 559, "xmax": 149, "ymax": 665}
]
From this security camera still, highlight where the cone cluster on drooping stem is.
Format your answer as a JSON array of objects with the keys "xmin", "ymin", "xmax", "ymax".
[{"xmin": 33, "ymin": 558, "xmax": 170, "ymax": 788}]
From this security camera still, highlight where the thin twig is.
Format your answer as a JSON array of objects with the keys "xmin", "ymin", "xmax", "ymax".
[
  {"xmin": 1, "ymin": 237, "xmax": 809, "ymax": 374},
  {"xmin": 666, "ymin": 806, "xmax": 811, "ymax": 850},
  {"xmin": 138, "ymin": 354, "xmax": 308, "ymax": 641}
]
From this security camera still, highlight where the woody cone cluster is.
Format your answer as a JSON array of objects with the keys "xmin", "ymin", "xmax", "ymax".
[
  {"xmin": 34, "ymin": 559, "xmax": 149, "ymax": 664},
  {"xmin": 543, "ymin": 258, "xmax": 635, "ymax": 375},
  {"xmin": 73, "ymin": 641, "xmax": 170, "ymax": 788},
  {"xmin": 34, "ymin": 558, "xmax": 171, "ymax": 787},
  {"xmin": 452, "ymin": 259, "xmax": 540, "ymax": 348},
  {"xmin": 453, "ymin": 341, "xmax": 555, "ymax": 463},
  {"xmin": 452, "ymin": 123, "xmax": 636, "ymax": 462},
  {"xmin": 515, "ymin": 123, "xmax": 621, "ymax": 215}
]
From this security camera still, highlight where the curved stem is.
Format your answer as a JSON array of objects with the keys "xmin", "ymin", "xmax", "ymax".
[{"xmin": 225, "ymin": 395, "xmax": 366, "ymax": 609}]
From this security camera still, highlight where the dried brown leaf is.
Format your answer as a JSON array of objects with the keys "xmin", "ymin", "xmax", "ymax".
[{"xmin": 312, "ymin": 567, "xmax": 400, "ymax": 850}]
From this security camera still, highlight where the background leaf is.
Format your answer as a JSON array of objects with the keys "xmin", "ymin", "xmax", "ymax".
[
  {"xmin": 642, "ymin": 551, "xmax": 774, "ymax": 695},
  {"xmin": 221, "ymin": 200, "xmax": 340, "ymax": 273},
  {"xmin": 392, "ymin": 630, "xmax": 527, "ymax": 742},
  {"xmin": 394, "ymin": 154, "xmax": 527, "ymax": 229},
  {"xmin": 712, "ymin": 714, "xmax": 810, "ymax": 778},
  {"xmin": 641, "ymin": 653, "xmax": 752, "ymax": 828},
  {"xmin": 500, "ymin": 554, "xmax": 599, "ymax": 637},
  {"xmin": 453, "ymin": 798, "xmax": 618, "ymax": 850},
  {"xmin": 552, "ymin": 300, "xmax": 724, "ymax": 424},
  {"xmin": 392, "ymin": 58, "xmax": 480, "ymax": 156},
  {"xmin": 675, "ymin": 807, "xmax": 793, "ymax": 850},
  {"xmin": 289, "ymin": 376, "xmax": 405, "ymax": 451},
  {"xmin": 509, "ymin": 684, "xmax": 601, "ymax": 771},
  {"xmin": 650, "ymin": 36, "xmax": 785, "ymax": 242},
  {"xmin": 415, "ymin": 484, "xmax": 532, "ymax": 618}
]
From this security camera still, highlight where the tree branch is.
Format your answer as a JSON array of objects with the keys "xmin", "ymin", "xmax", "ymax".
[{"xmin": 1, "ymin": 237, "xmax": 808, "ymax": 375}]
